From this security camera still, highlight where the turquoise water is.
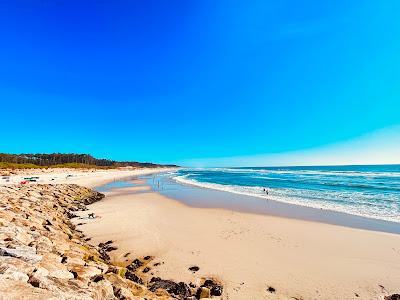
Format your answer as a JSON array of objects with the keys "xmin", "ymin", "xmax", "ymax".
[{"xmin": 172, "ymin": 165, "xmax": 400, "ymax": 223}]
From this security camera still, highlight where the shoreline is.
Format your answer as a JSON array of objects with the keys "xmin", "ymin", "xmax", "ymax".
[
  {"xmin": 149, "ymin": 174, "xmax": 400, "ymax": 235},
  {"xmin": 171, "ymin": 165, "xmax": 400, "ymax": 226},
  {"xmin": 175, "ymin": 176, "xmax": 400, "ymax": 224},
  {"xmin": 78, "ymin": 178, "xmax": 400, "ymax": 299}
]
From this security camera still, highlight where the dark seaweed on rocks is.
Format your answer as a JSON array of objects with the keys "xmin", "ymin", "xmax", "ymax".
[
  {"xmin": 127, "ymin": 258, "xmax": 143, "ymax": 271},
  {"xmin": 125, "ymin": 270, "xmax": 143, "ymax": 284},
  {"xmin": 149, "ymin": 277, "xmax": 192, "ymax": 299},
  {"xmin": 188, "ymin": 266, "xmax": 199, "ymax": 273},
  {"xmin": 202, "ymin": 279, "xmax": 223, "ymax": 296}
]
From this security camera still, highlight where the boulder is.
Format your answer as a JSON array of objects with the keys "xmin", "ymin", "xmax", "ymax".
[
  {"xmin": 0, "ymin": 257, "xmax": 35, "ymax": 274},
  {"xmin": 188, "ymin": 266, "xmax": 200, "ymax": 273},
  {"xmin": 33, "ymin": 267, "xmax": 50, "ymax": 277},
  {"xmin": 1, "ymin": 267, "xmax": 29, "ymax": 282},
  {"xmin": 70, "ymin": 265, "xmax": 102, "ymax": 279},
  {"xmin": 202, "ymin": 279, "xmax": 223, "ymax": 296},
  {"xmin": 0, "ymin": 278, "xmax": 58, "ymax": 299},
  {"xmin": 149, "ymin": 277, "xmax": 191, "ymax": 298},
  {"xmin": 35, "ymin": 236, "xmax": 53, "ymax": 253},
  {"xmin": 125, "ymin": 270, "xmax": 143, "ymax": 284},
  {"xmin": 127, "ymin": 258, "xmax": 143, "ymax": 272},
  {"xmin": 196, "ymin": 287, "xmax": 211, "ymax": 299},
  {"xmin": 90, "ymin": 279, "xmax": 115, "ymax": 300},
  {"xmin": 113, "ymin": 286, "xmax": 135, "ymax": 299},
  {"xmin": 0, "ymin": 246, "xmax": 42, "ymax": 264}
]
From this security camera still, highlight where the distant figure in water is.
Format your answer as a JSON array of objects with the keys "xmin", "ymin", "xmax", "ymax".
[
  {"xmin": 157, "ymin": 181, "xmax": 160, "ymax": 189},
  {"xmin": 263, "ymin": 188, "xmax": 269, "ymax": 195}
]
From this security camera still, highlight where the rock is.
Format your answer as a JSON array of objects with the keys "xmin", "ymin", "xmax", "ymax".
[
  {"xmin": 0, "ymin": 257, "xmax": 35, "ymax": 274},
  {"xmin": 0, "ymin": 279, "xmax": 57, "ymax": 299},
  {"xmin": 386, "ymin": 295, "xmax": 400, "ymax": 300},
  {"xmin": 202, "ymin": 279, "xmax": 223, "ymax": 296},
  {"xmin": 0, "ymin": 184, "xmax": 189, "ymax": 300},
  {"xmin": 2, "ymin": 267, "xmax": 29, "ymax": 282},
  {"xmin": 70, "ymin": 270, "xmax": 78, "ymax": 279},
  {"xmin": 113, "ymin": 286, "xmax": 135, "ymax": 299},
  {"xmin": 28, "ymin": 275, "xmax": 40, "ymax": 287},
  {"xmin": 149, "ymin": 277, "xmax": 191, "ymax": 298},
  {"xmin": 52, "ymin": 269, "xmax": 75, "ymax": 279},
  {"xmin": 105, "ymin": 246, "xmax": 118, "ymax": 252},
  {"xmin": 91, "ymin": 279, "xmax": 115, "ymax": 300},
  {"xmin": 0, "ymin": 246, "xmax": 42, "ymax": 264},
  {"xmin": 267, "ymin": 286, "xmax": 276, "ymax": 293},
  {"xmin": 34, "ymin": 267, "xmax": 50, "ymax": 277},
  {"xmin": 35, "ymin": 236, "xmax": 53, "ymax": 253},
  {"xmin": 106, "ymin": 266, "xmax": 118, "ymax": 274},
  {"xmin": 91, "ymin": 274, "xmax": 104, "ymax": 282},
  {"xmin": 125, "ymin": 270, "xmax": 143, "ymax": 284},
  {"xmin": 98, "ymin": 249, "xmax": 111, "ymax": 262},
  {"xmin": 127, "ymin": 258, "xmax": 143, "ymax": 272},
  {"xmin": 196, "ymin": 287, "xmax": 211, "ymax": 299},
  {"xmin": 188, "ymin": 266, "xmax": 200, "ymax": 273},
  {"xmin": 70, "ymin": 265, "xmax": 102, "ymax": 279},
  {"xmin": 36, "ymin": 254, "xmax": 74, "ymax": 279}
]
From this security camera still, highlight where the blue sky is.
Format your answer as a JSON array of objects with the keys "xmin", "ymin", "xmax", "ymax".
[{"xmin": 1, "ymin": 1, "xmax": 399, "ymax": 166}]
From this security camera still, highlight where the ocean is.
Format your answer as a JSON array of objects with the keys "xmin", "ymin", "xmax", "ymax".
[{"xmin": 171, "ymin": 165, "xmax": 400, "ymax": 223}]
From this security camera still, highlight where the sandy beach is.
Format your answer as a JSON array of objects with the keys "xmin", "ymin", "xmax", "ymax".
[
  {"xmin": 0, "ymin": 168, "xmax": 175, "ymax": 188},
  {"xmin": 76, "ymin": 178, "xmax": 400, "ymax": 300}
]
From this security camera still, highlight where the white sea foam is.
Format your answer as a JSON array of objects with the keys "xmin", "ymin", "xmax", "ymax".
[
  {"xmin": 173, "ymin": 174, "xmax": 400, "ymax": 223},
  {"xmin": 193, "ymin": 167, "xmax": 400, "ymax": 178}
]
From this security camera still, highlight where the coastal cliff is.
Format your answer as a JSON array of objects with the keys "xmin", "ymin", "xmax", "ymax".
[{"xmin": 0, "ymin": 184, "xmax": 222, "ymax": 299}]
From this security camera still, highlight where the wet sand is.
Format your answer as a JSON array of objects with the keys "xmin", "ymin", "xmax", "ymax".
[
  {"xmin": 76, "ymin": 180, "xmax": 400, "ymax": 299},
  {"xmin": 155, "ymin": 176, "xmax": 400, "ymax": 234}
]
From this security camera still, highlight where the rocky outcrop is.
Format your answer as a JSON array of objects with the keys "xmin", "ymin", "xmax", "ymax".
[
  {"xmin": 0, "ymin": 184, "xmax": 163, "ymax": 299},
  {"xmin": 0, "ymin": 184, "xmax": 224, "ymax": 300}
]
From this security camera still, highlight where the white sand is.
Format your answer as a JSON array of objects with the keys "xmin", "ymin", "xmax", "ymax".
[
  {"xmin": 76, "ymin": 182, "xmax": 400, "ymax": 300},
  {"xmin": 0, "ymin": 168, "xmax": 175, "ymax": 188}
]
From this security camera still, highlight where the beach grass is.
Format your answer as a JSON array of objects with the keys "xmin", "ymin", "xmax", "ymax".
[
  {"xmin": 0, "ymin": 162, "xmax": 107, "ymax": 169},
  {"xmin": 0, "ymin": 162, "xmax": 42, "ymax": 169}
]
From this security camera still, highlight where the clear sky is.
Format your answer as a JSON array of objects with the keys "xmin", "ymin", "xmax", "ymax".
[{"xmin": 1, "ymin": 1, "xmax": 399, "ymax": 166}]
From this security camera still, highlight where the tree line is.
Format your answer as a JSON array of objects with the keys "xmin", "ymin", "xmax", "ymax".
[{"xmin": 0, "ymin": 153, "xmax": 177, "ymax": 168}]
